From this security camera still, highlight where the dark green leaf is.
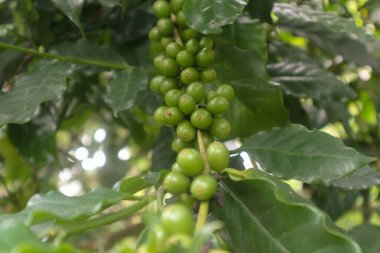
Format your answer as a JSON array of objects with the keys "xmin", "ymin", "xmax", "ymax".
[
  {"xmin": 151, "ymin": 127, "xmax": 175, "ymax": 172},
  {"xmin": 268, "ymin": 62, "xmax": 357, "ymax": 102},
  {"xmin": 350, "ymin": 223, "xmax": 380, "ymax": 253},
  {"xmin": 105, "ymin": 67, "xmax": 148, "ymax": 114},
  {"xmin": 0, "ymin": 61, "xmax": 69, "ymax": 126},
  {"xmin": 329, "ymin": 166, "xmax": 380, "ymax": 190},
  {"xmin": 51, "ymin": 0, "xmax": 84, "ymax": 36},
  {"xmin": 245, "ymin": 0, "xmax": 274, "ymax": 23},
  {"xmin": 211, "ymin": 169, "xmax": 362, "ymax": 253},
  {"xmin": 0, "ymin": 188, "xmax": 135, "ymax": 225},
  {"xmin": 236, "ymin": 124, "xmax": 375, "ymax": 183},
  {"xmin": 273, "ymin": 3, "xmax": 380, "ymax": 72},
  {"xmin": 53, "ymin": 41, "xmax": 127, "ymax": 67},
  {"xmin": 215, "ymin": 19, "xmax": 288, "ymax": 137},
  {"xmin": 114, "ymin": 171, "xmax": 167, "ymax": 194},
  {"xmin": 183, "ymin": 0, "xmax": 249, "ymax": 34}
]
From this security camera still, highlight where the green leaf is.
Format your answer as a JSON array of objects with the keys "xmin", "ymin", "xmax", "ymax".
[
  {"xmin": 151, "ymin": 127, "xmax": 176, "ymax": 172},
  {"xmin": 114, "ymin": 171, "xmax": 167, "ymax": 194},
  {"xmin": 215, "ymin": 19, "xmax": 288, "ymax": 137},
  {"xmin": 245, "ymin": 0, "xmax": 274, "ymax": 23},
  {"xmin": 105, "ymin": 67, "xmax": 148, "ymax": 114},
  {"xmin": 0, "ymin": 221, "xmax": 84, "ymax": 253},
  {"xmin": 0, "ymin": 188, "xmax": 135, "ymax": 226},
  {"xmin": 273, "ymin": 3, "xmax": 380, "ymax": 72},
  {"xmin": 236, "ymin": 124, "xmax": 375, "ymax": 183},
  {"xmin": 329, "ymin": 166, "xmax": 380, "ymax": 190},
  {"xmin": 53, "ymin": 41, "xmax": 127, "ymax": 67},
  {"xmin": 0, "ymin": 61, "xmax": 69, "ymax": 126},
  {"xmin": 183, "ymin": 0, "xmax": 249, "ymax": 34},
  {"xmin": 350, "ymin": 223, "xmax": 380, "ymax": 253},
  {"xmin": 268, "ymin": 62, "xmax": 357, "ymax": 102},
  {"xmin": 188, "ymin": 221, "xmax": 224, "ymax": 253},
  {"xmin": 211, "ymin": 169, "xmax": 362, "ymax": 253},
  {"xmin": 50, "ymin": 0, "xmax": 84, "ymax": 36}
]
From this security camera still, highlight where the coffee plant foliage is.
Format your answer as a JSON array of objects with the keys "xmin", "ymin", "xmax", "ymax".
[{"xmin": 0, "ymin": 0, "xmax": 379, "ymax": 252}]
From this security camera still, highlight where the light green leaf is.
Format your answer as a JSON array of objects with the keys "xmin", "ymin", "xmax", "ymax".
[
  {"xmin": 0, "ymin": 188, "xmax": 135, "ymax": 226},
  {"xmin": 0, "ymin": 61, "xmax": 69, "ymax": 126},
  {"xmin": 273, "ymin": 3, "xmax": 380, "ymax": 72},
  {"xmin": 350, "ymin": 223, "xmax": 380, "ymax": 253},
  {"xmin": 114, "ymin": 172, "xmax": 167, "ymax": 194},
  {"xmin": 211, "ymin": 169, "xmax": 362, "ymax": 253},
  {"xmin": 51, "ymin": 0, "xmax": 85, "ymax": 36},
  {"xmin": 183, "ymin": 0, "xmax": 249, "ymax": 34},
  {"xmin": 329, "ymin": 166, "xmax": 380, "ymax": 190},
  {"xmin": 268, "ymin": 62, "xmax": 357, "ymax": 102},
  {"xmin": 0, "ymin": 221, "xmax": 84, "ymax": 253},
  {"xmin": 236, "ymin": 124, "xmax": 375, "ymax": 183},
  {"xmin": 215, "ymin": 19, "xmax": 288, "ymax": 137},
  {"xmin": 105, "ymin": 67, "xmax": 148, "ymax": 114}
]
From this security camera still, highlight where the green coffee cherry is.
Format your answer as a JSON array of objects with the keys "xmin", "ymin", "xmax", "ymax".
[
  {"xmin": 161, "ymin": 203, "xmax": 195, "ymax": 235},
  {"xmin": 149, "ymin": 27, "xmax": 161, "ymax": 41},
  {"xmin": 160, "ymin": 78, "xmax": 178, "ymax": 94},
  {"xmin": 150, "ymin": 75, "xmax": 165, "ymax": 93},
  {"xmin": 172, "ymin": 137, "xmax": 193, "ymax": 153},
  {"xmin": 200, "ymin": 68, "xmax": 216, "ymax": 83},
  {"xmin": 200, "ymin": 37, "xmax": 214, "ymax": 49},
  {"xmin": 165, "ymin": 89, "xmax": 182, "ymax": 107},
  {"xmin": 163, "ymin": 171, "xmax": 190, "ymax": 195},
  {"xmin": 206, "ymin": 96, "xmax": 229, "ymax": 115},
  {"xmin": 153, "ymin": 1, "xmax": 171, "ymax": 18},
  {"xmin": 190, "ymin": 108, "xmax": 212, "ymax": 129},
  {"xmin": 185, "ymin": 39, "xmax": 201, "ymax": 54},
  {"xmin": 216, "ymin": 84, "xmax": 234, "ymax": 102},
  {"xmin": 180, "ymin": 67, "xmax": 199, "ymax": 85},
  {"xmin": 176, "ymin": 50, "xmax": 195, "ymax": 68},
  {"xmin": 178, "ymin": 94, "xmax": 196, "ymax": 115},
  {"xmin": 176, "ymin": 11, "xmax": 187, "ymax": 28},
  {"xmin": 190, "ymin": 174, "xmax": 218, "ymax": 201},
  {"xmin": 196, "ymin": 48, "xmax": 215, "ymax": 67},
  {"xmin": 177, "ymin": 120, "xmax": 196, "ymax": 142},
  {"xmin": 186, "ymin": 82, "xmax": 205, "ymax": 103},
  {"xmin": 166, "ymin": 42, "xmax": 183, "ymax": 58},
  {"xmin": 205, "ymin": 90, "xmax": 218, "ymax": 103},
  {"xmin": 161, "ymin": 58, "xmax": 179, "ymax": 77},
  {"xmin": 177, "ymin": 148, "xmax": 205, "ymax": 176},
  {"xmin": 165, "ymin": 107, "xmax": 184, "ymax": 126},
  {"xmin": 210, "ymin": 117, "xmax": 231, "ymax": 139},
  {"xmin": 181, "ymin": 28, "xmax": 198, "ymax": 42},
  {"xmin": 154, "ymin": 106, "xmax": 168, "ymax": 124},
  {"xmin": 157, "ymin": 18, "xmax": 173, "ymax": 36},
  {"xmin": 206, "ymin": 141, "xmax": 229, "ymax": 172},
  {"xmin": 170, "ymin": 0, "xmax": 184, "ymax": 13}
]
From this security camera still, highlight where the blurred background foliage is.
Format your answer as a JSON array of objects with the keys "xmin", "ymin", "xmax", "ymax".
[{"xmin": 0, "ymin": 0, "xmax": 380, "ymax": 251}]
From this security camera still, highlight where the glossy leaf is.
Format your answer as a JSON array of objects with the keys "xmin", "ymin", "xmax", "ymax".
[
  {"xmin": 0, "ymin": 61, "xmax": 69, "ymax": 126},
  {"xmin": 53, "ymin": 41, "xmax": 127, "ymax": 67},
  {"xmin": 183, "ymin": 0, "xmax": 249, "ymax": 34},
  {"xmin": 215, "ymin": 19, "xmax": 288, "ymax": 137},
  {"xmin": 268, "ymin": 62, "xmax": 357, "ymax": 102},
  {"xmin": 114, "ymin": 172, "xmax": 167, "ymax": 194},
  {"xmin": 0, "ymin": 188, "xmax": 136, "ymax": 226},
  {"xmin": 350, "ymin": 223, "xmax": 380, "ymax": 253},
  {"xmin": 0, "ymin": 221, "xmax": 83, "ymax": 253},
  {"xmin": 211, "ymin": 169, "xmax": 362, "ymax": 253},
  {"xmin": 273, "ymin": 3, "xmax": 380, "ymax": 72},
  {"xmin": 329, "ymin": 166, "xmax": 380, "ymax": 190},
  {"xmin": 236, "ymin": 124, "xmax": 375, "ymax": 183},
  {"xmin": 105, "ymin": 67, "xmax": 148, "ymax": 114},
  {"xmin": 245, "ymin": 0, "xmax": 274, "ymax": 23},
  {"xmin": 51, "ymin": 0, "xmax": 84, "ymax": 35}
]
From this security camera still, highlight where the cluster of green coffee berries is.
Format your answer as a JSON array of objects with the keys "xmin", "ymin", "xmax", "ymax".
[{"xmin": 138, "ymin": 0, "xmax": 234, "ymax": 252}]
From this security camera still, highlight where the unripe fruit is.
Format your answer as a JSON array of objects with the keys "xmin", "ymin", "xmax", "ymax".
[
  {"xmin": 190, "ymin": 174, "xmax": 218, "ymax": 201},
  {"xmin": 171, "ymin": 162, "xmax": 184, "ymax": 173},
  {"xmin": 161, "ymin": 203, "xmax": 194, "ymax": 235},
  {"xmin": 178, "ymin": 94, "xmax": 196, "ymax": 115},
  {"xmin": 164, "ymin": 107, "xmax": 184, "ymax": 126},
  {"xmin": 165, "ymin": 89, "xmax": 182, "ymax": 107},
  {"xmin": 150, "ymin": 41, "xmax": 164, "ymax": 58},
  {"xmin": 176, "ymin": 50, "xmax": 195, "ymax": 68},
  {"xmin": 153, "ymin": 1, "xmax": 171, "ymax": 18},
  {"xmin": 196, "ymin": 48, "xmax": 215, "ymax": 67},
  {"xmin": 149, "ymin": 75, "xmax": 165, "ymax": 93},
  {"xmin": 177, "ymin": 148, "xmax": 205, "ymax": 176},
  {"xmin": 180, "ymin": 67, "xmax": 199, "ymax": 85},
  {"xmin": 176, "ymin": 11, "xmax": 187, "ymax": 28},
  {"xmin": 177, "ymin": 120, "xmax": 196, "ymax": 142},
  {"xmin": 165, "ymin": 234, "xmax": 192, "ymax": 251},
  {"xmin": 181, "ymin": 28, "xmax": 198, "ymax": 42},
  {"xmin": 161, "ymin": 58, "xmax": 179, "ymax": 77},
  {"xmin": 186, "ymin": 82, "xmax": 205, "ymax": 103},
  {"xmin": 149, "ymin": 27, "xmax": 161, "ymax": 41},
  {"xmin": 157, "ymin": 18, "xmax": 173, "ymax": 36},
  {"xmin": 190, "ymin": 108, "xmax": 212, "ymax": 129},
  {"xmin": 154, "ymin": 54, "xmax": 165, "ymax": 72},
  {"xmin": 216, "ymin": 84, "xmax": 234, "ymax": 102},
  {"xmin": 163, "ymin": 171, "xmax": 190, "ymax": 195},
  {"xmin": 153, "ymin": 225, "xmax": 167, "ymax": 252},
  {"xmin": 166, "ymin": 42, "xmax": 183, "ymax": 58},
  {"xmin": 185, "ymin": 39, "xmax": 201, "ymax": 54},
  {"xmin": 161, "ymin": 37, "xmax": 174, "ymax": 48},
  {"xmin": 206, "ymin": 141, "xmax": 229, "ymax": 172},
  {"xmin": 200, "ymin": 37, "xmax": 214, "ymax": 49},
  {"xmin": 210, "ymin": 117, "xmax": 231, "ymax": 139},
  {"xmin": 172, "ymin": 137, "xmax": 193, "ymax": 153},
  {"xmin": 205, "ymin": 90, "xmax": 217, "ymax": 103},
  {"xmin": 206, "ymin": 97, "xmax": 229, "ymax": 115},
  {"xmin": 180, "ymin": 193, "xmax": 195, "ymax": 208},
  {"xmin": 200, "ymin": 68, "xmax": 217, "ymax": 83},
  {"xmin": 154, "ymin": 106, "xmax": 168, "ymax": 124},
  {"xmin": 170, "ymin": 0, "xmax": 184, "ymax": 13},
  {"xmin": 160, "ymin": 78, "xmax": 178, "ymax": 94}
]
